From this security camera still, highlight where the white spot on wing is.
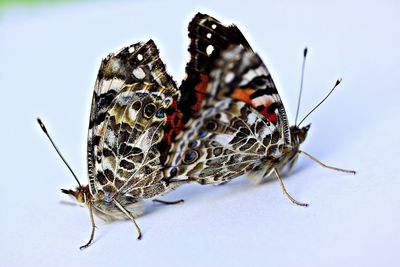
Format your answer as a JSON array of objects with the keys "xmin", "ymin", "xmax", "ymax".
[
  {"xmin": 104, "ymin": 130, "xmax": 117, "ymax": 147},
  {"xmin": 137, "ymin": 54, "xmax": 143, "ymax": 61},
  {"xmin": 224, "ymin": 72, "xmax": 235, "ymax": 83},
  {"xmin": 252, "ymin": 95, "xmax": 273, "ymax": 107},
  {"xmin": 206, "ymin": 45, "xmax": 214, "ymax": 55},
  {"xmin": 132, "ymin": 67, "xmax": 146, "ymax": 79},
  {"xmin": 206, "ymin": 33, "xmax": 212, "ymax": 38},
  {"xmin": 98, "ymin": 78, "xmax": 125, "ymax": 94},
  {"xmin": 128, "ymin": 108, "xmax": 139, "ymax": 122},
  {"xmin": 128, "ymin": 46, "xmax": 135, "ymax": 53},
  {"xmin": 117, "ymin": 90, "xmax": 136, "ymax": 105},
  {"xmin": 240, "ymin": 65, "xmax": 270, "ymax": 85},
  {"xmin": 102, "ymin": 155, "xmax": 116, "ymax": 172},
  {"xmin": 111, "ymin": 59, "xmax": 122, "ymax": 72},
  {"xmin": 211, "ymin": 24, "xmax": 217, "ymax": 29},
  {"xmin": 261, "ymin": 123, "xmax": 273, "ymax": 137},
  {"xmin": 214, "ymin": 134, "xmax": 232, "ymax": 146},
  {"xmin": 218, "ymin": 113, "xmax": 230, "ymax": 124},
  {"xmin": 238, "ymin": 71, "xmax": 257, "ymax": 86},
  {"xmin": 134, "ymin": 128, "xmax": 153, "ymax": 151},
  {"xmin": 247, "ymin": 113, "xmax": 257, "ymax": 125}
]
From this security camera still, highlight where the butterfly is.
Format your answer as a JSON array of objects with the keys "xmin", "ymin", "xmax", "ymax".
[
  {"xmin": 38, "ymin": 40, "xmax": 187, "ymax": 249},
  {"xmin": 164, "ymin": 13, "xmax": 355, "ymax": 206}
]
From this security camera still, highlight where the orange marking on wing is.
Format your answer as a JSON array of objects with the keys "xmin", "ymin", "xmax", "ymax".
[
  {"xmin": 195, "ymin": 74, "xmax": 209, "ymax": 93},
  {"xmin": 166, "ymin": 100, "xmax": 184, "ymax": 132},
  {"xmin": 192, "ymin": 74, "xmax": 209, "ymax": 113},
  {"xmin": 231, "ymin": 88, "xmax": 278, "ymax": 125},
  {"xmin": 160, "ymin": 100, "xmax": 185, "ymax": 162},
  {"xmin": 260, "ymin": 109, "xmax": 277, "ymax": 125},
  {"xmin": 230, "ymin": 87, "xmax": 255, "ymax": 105},
  {"xmin": 258, "ymin": 98, "xmax": 278, "ymax": 125}
]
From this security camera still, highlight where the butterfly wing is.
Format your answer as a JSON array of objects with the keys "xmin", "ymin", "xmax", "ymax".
[
  {"xmin": 207, "ymin": 45, "xmax": 291, "ymax": 144},
  {"xmin": 165, "ymin": 98, "xmax": 270, "ymax": 184},
  {"xmin": 165, "ymin": 46, "xmax": 290, "ymax": 184},
  {"xmin": 87, "ymin": 40, "xmax": 178, "ymax": 200},
  {"xmin": 179, "ymin": 13, "xmax": 253, "ymax": 123}
]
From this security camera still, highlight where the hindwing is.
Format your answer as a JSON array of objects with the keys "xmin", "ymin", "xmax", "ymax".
[
  {"xmin": 166, "ymin": 98, "xmax": 275, "ymax": 184},
  {"xmin": 87, "ymin": 40, "xmax": 178, "ymax": 200}
]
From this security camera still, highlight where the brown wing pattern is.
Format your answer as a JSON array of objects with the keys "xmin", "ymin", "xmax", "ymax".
[
  {"xmin": 165, "ymin": 98, "xmax": 272, "ymax": 184},
  {"xmin": 87, "ymin": 40, "xmax": 178, "ymax": 199},
  {"xmin": 207, "ymin": 46, "xmax": 290, "ymax": 144},
  {"xmin": 179, "ymin": 13, "xmax": 253, "ymax": 124},
  {"xmin": 165, "ymin": 46, "xmax": 290, "ymax": 184}
]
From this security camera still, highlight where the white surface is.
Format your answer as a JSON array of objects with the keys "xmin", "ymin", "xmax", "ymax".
[{"xmin": 1, "ymin": 0, "xmax": 399, "ymax": 266}]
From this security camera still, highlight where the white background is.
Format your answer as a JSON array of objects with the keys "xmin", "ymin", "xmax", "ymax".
[{"xmin": 1, "ymin": 0, "xmax": 399, "ymax": 266}]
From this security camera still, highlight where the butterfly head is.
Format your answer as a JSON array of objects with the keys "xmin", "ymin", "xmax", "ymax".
[
  {"xmin": 290, "ymin": 123, "xmax": 311, "ymax": 147},
  {"xmin": 61, "ymin": 185, "xmax": 91, "ymax": 204}
]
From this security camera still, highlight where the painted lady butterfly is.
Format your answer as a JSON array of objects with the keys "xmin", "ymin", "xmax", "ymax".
[
  {"xmin": 38, "ymin": 40, "xmax": 187, "ymax": 249},
  {"xmin": 38, "ymin": 13, "xmax": 355, "ymax": 249},
  {"xmin": 164, "ymin": 13, "xmax": 355, "ymax": 204}
]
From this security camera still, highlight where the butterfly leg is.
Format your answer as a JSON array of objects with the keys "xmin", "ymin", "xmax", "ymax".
[
  {"xmin": 286, "ymin": 153, "xmax": 299, "ymax": 176},
  {"xmin": 299, "ymin": 150, "xmax": 356, "ymax": 174},
  {"xmin": 113, "ymin": 199, "xmax": 142, "ymax": 240},
  {"xmin": 80, "ymin": 202, "xmax": 96, "ymax": 250},
  {"xmin": 153, "ymin": 199, "xmax": 184, "ymax": 205},
  {"xmin": 273, "ymin": 168, "xmax": 309, "ymax": 207}
]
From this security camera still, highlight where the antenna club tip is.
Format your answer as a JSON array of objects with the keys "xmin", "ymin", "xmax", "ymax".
[
  {"xmin": 303, "ymin": 47, "xmax": 308, "ymax": 57},
  {"xmin": 36, "ymin": 117, "xmax": 48, "ymax": 133},
  {"xmin": 335, "ymin": 78, "xmax": 343, "ymax": 86}
]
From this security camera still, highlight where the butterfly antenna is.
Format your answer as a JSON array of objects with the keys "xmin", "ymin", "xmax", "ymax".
[
  {"xmin": 298, "ymin": 78, "xmax": 342, "ymax": 127},
  {"xmin": 36, "ymin": 117, "xmax": 82, "ymax": 188},
  {"xmin": 294, "ymin": 47, "xmax": 308, "ymax": 126}
]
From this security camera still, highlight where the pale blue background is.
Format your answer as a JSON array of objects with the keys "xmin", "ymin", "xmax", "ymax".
[{"xmin": 1, "ymin": 0, "xmax": 399, "ymax": 266}]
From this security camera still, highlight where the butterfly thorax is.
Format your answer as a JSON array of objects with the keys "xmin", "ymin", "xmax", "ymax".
[
  {"xmin": 289, "ymin": 124, "xmax": 310, "ymax": 147},
  {"xmin": 280, "ymin": 124, "xmax": 311, "ymax": 168}
]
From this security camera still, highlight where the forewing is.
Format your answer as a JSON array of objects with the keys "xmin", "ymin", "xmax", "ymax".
[
  {"xmin": 87, "ymin": 40, "xmax": 178, "ymax": 199},
  {"xmin": 179, "ymin": 13, "xmax": 253, "ymax": 123},
  {"xmin": 208, "ymin": 45, "xmax": 291, "ymax": 144}
]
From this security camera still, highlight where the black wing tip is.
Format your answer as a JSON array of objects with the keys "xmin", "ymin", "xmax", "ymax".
[
  {"xmin": 145, "ymin": 39, "xmax": 157, "ymax": 48},
  {"xmin": 194, "ymin": 12, "xmax": 209, "ymax": 19}
]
